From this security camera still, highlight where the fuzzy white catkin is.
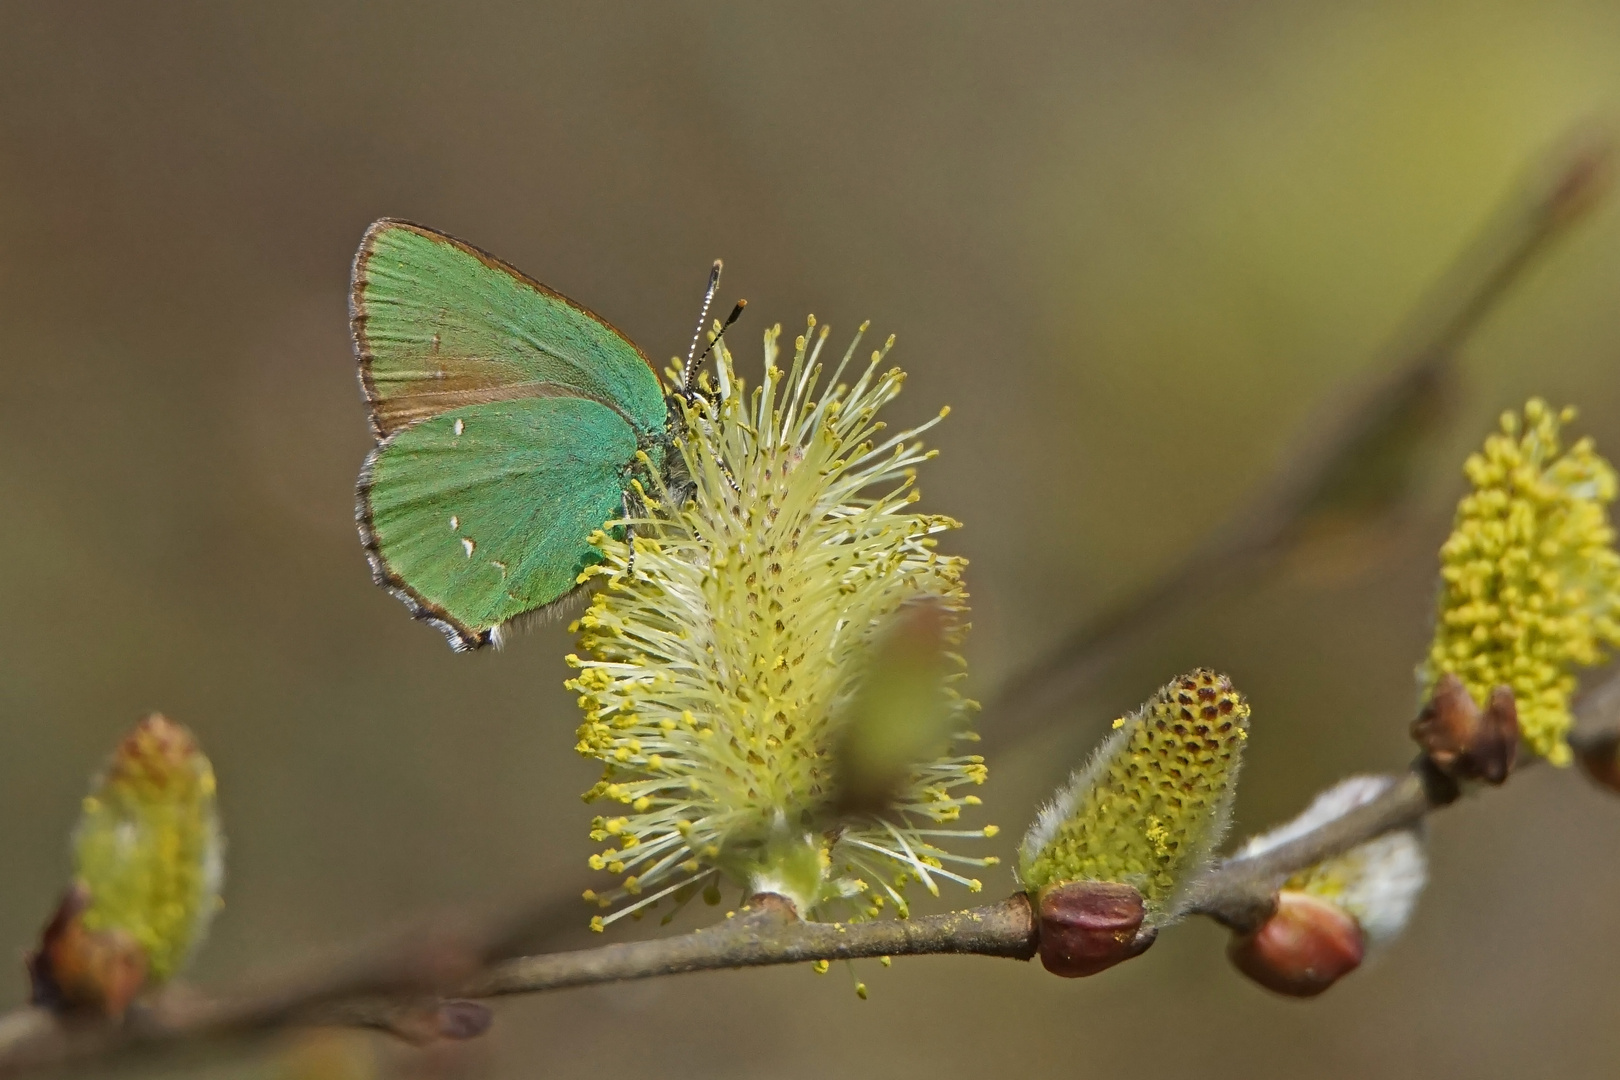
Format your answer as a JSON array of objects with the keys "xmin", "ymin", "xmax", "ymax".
[{"xmin": 1236, "ymin": 775, "xmax": 1427, "ymax": 952}]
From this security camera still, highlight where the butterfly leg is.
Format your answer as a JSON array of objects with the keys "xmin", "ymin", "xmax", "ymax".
[
  {"xmin": 716, "ymin": 455, "xmax": 743, "ymax": 496},
  {"xmin": 620, "ymin": 490, "xmax": 640, "ymax": 580}
]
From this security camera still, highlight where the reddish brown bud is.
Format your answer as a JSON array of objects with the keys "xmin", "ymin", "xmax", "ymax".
[
  {"xmin": 26, "ymin": 885, "xmax": 149, "ymax": 1019},
  {"xmin": 1228, "ymin": 890, "xmax": 1364, "ymax": 997},
  {"xmin": 1411, "ymin": 675, "xmax": 1518, "ymax": 784},
  {"xmin": 1035, "ymin": 881, "xmax": 1156, "ymax": 978},
  {"xmin": 1574, "ymin": 730, "xmax": 1620, "ymax": 795}
]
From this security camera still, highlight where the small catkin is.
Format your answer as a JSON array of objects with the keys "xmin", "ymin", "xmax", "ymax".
[
  {"xmin": 1020, "ymin": 669, "xmax": 1250, "ymax": 924},
  {"xmin": 1237, "ymin": 775, "xmax": 1426, "ymax": 952},
  {"xmin": 73, "ymin": 714, "xmax": 224, "ymax": 983}
]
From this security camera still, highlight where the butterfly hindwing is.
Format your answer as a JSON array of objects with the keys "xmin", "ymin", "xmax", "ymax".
[
  {"xmin": 351, "ymin": 220, "xmax": 667, "ymax": 440},
  {"xmin": 359, "ymin": 395, "xmax": 644, "ymax": 650}
]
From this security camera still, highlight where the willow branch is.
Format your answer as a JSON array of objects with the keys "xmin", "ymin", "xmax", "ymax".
[
  {"xmin": 454, "ymin": 785, "xmax": 1430, "ymax": 998},
  {"xmin": 2, "ymin": 669, "xmax": 1618, "ymax": 1077},
  {"xmin": 1192, "ymin": 664, "xmax": 1620, "ymax": 929},
  {"xmin": 397, "ymin": 666, "xmax": 1620, "ymax": 1000},
  {"xmin": 0, "ymin": 896, "xmax": 553, "ymax": 1078},
  {"xmin": 463, "ymin": 893, "xmax": 1036, "ymax": 997}
]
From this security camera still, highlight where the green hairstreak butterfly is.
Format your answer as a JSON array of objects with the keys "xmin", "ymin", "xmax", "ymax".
[{"xmin": 350, "ymin": 219, "xmax": 738, "ymax": 651}]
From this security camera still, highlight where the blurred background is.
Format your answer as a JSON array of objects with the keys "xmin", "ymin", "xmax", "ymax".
[{"xmin": 3, "ymin": 2, "xmax": 1620, "ymax": 1077}]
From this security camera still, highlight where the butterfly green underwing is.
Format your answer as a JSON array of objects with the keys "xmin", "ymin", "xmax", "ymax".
[{"xmin": 351, "ymin": 219, "xmax": 700, "ymax": 651}]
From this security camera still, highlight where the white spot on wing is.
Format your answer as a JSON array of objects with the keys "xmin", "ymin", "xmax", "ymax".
[{"xmin": 462, "ymin": 538, "xmax": 476, "ymax": 557}]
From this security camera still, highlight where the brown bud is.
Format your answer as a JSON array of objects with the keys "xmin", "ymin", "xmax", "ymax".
[
  {"xmin": 1411, "ymin": 675, "xmax": 1518, "ymax": 784},
  {"xmin": 27, "ymin": 885, "xmax": 149, "ymax": 1019},
  {"xmin": 1573, "ymin": 730, "xmax": 1620, "ymax": 795},
  {"xmin": 1228, "ymin": 890, "xmax": 1364, "ymax": 998},
  {"xmin": 1035, "ymin": 881, "xmax": 1156, "ymax": 978}
]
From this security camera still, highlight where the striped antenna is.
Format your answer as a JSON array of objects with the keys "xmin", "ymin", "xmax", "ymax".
[
  {"xmin": 692, "ymin": 300, "xmax": 747, "ymax": 376},
  {"xmin": 681, "ymin": 260, "xmax": 723, "ymax": 393}
]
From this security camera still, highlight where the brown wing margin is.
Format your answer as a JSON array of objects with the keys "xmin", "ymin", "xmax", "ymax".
[
  {"xmin": 348, "ymin": 218, "xmax": 660, "ymax": 443},
  {"xmin": 353, "ymin": 437, "xmax": 491, "ymax": 651}
]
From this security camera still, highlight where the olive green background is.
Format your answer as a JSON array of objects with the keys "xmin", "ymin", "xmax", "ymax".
[{"xmin": 3, "ymin": 3, "xmax": 1619, "ymax": 1078}]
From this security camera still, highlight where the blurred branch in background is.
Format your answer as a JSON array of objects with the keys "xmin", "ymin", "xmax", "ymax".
[
  {"xmin": 4, "ymin": 667, "xmax": 1618, "ymax": 1079},
  {"xmin": 983, "ymin": 127, "xmax": 1616, "ymax": 751}
]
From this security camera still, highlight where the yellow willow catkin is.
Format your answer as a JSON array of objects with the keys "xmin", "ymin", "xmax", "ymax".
[
  {"xmin": 1420, "ymin": 399, "xmax": 1620, "ymax": 764},
  {"xmin": 568, "ymin": 317, "xmax": 995, "ymax": 929},
  {"xmin": 1020, "ymin": 669, "xmax": 1249, "ymax": 925},
  {"xmin": 73, "ymin": 714, "xmax": 224, "ymax": 983}
]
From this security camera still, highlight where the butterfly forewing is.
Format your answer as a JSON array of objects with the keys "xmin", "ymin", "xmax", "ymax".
[{"xmin": 351, "ymin": 220, "xmax": 666, "ymax": 439}]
